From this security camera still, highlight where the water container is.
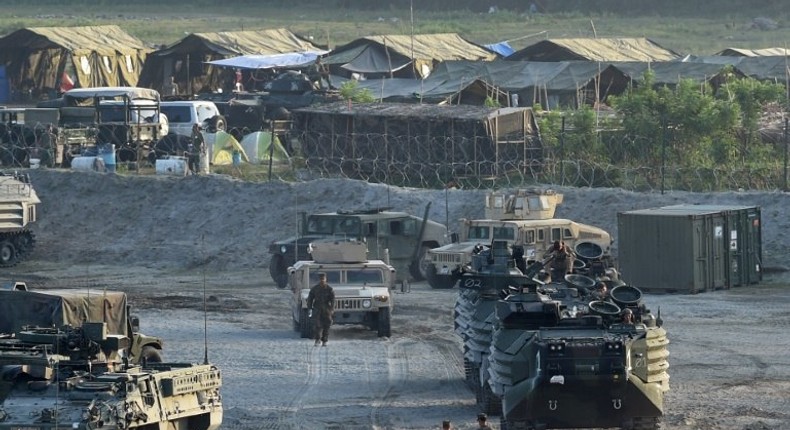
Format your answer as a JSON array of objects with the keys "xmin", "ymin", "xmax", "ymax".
[
  {"xmin": 100, "ymin": 144, "xmax": 116, "ymax": 173},
  {"xmin": 71, "ymin": 156, "xmax": 100, "ymax": 172},
  {"xmin": 156, "ymin": 156, "xmax": 187, "ymax": 176},
  {"xmin": 29, "ymin": 158, "xmax": 41, "ymax": 169}
]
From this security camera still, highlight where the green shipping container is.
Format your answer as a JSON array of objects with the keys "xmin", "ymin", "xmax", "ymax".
[{"xmin": 617, "ymin": 205, "xmax": 761, "ymax": 293}]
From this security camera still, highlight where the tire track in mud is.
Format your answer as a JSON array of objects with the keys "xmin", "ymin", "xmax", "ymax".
[{"xmin": 274, "ymin": 342, "xmax": 327, "ymax": 430}]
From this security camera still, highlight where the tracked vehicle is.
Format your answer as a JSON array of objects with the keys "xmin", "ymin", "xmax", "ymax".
[
  {"xmin": 0, "ymin": 172, "xmax": 39, "ymax": 267},
  {"xmin": 290, "ymin": 240, "xmax": 398, "ymax": 338},
  {"xmin": 488, "ymin": 280, "xmax": 670, "ymax": 430},
  {"xmin": 270, "ymin": 203, "xmax": 447, "ymax": 288},
  {"xmin": 0, "ymin": 323, "xmax": 223, "ymax": 430},
  {"xmin": 0, "ymin": 285, "xmax": 163, "ymax": 364}
]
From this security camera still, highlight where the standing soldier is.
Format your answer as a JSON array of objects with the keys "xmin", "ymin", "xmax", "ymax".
[
  {"xmin": 306, "ymin": 272, "xmax": 335, "ymax": 346},
  {"xmin": 543, "ymin": 240, "xmax": 576, "ymax": 282}
]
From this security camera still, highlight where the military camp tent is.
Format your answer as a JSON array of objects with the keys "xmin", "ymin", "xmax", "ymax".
[
  {"xmin": 715, "ymin": 47, "xmax": 790, "ymax": 57},
  {"xmin": 0, "ymin": 25, "xmax": 150, "ymax": 101},
  {"xmin": 138, "ymin": 29, "xmax": 320, "ymax": 95},
  {"xmin": 322, "ymin": 33, "xmax": 497, "ymax": 79},
  {"xmin": 355, "ymin": 60, "xmax": 630, "ymax": 108},
  {"xmin": 508, "ymin": 38, "xmax": 680, "ymax": 62},
  {"xmin": 679, "ymin": 55, "xmax": 789, "ymax": 83},
  {"xmin": 611, "ymin": 61, "xmax": 746, "ymax": 90}
]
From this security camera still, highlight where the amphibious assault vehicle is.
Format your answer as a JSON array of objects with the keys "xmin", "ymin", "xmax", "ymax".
[
  {"xmin": 487, "ymin": 279, "xmax": 670, "ymax": 430},
  {"xmin": 290, "ymin": 239, "xmax": 398, "ymax": 338},
  {"xmin": 0, "ymin": 323, "xmax": 223, "ymax": 430},
  {"xmin": 0, "ymin": 172, "xmax": 39, "ymax": 267},
  {"xmin": 425, "ymin": 189, "xmax": 614, "ymax": 289},
  {"xmin": 270, "ymin": 203, "xmax": 447, "ymax": 288}
]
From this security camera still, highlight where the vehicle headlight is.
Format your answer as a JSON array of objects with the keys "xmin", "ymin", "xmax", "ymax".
[
  {"xmin": 362, "ymin": 299, "xmax": 372, "ymax": 308},
  {"xmin": 373, "ymin": 295, "xmax": 389, "ymax": 303},
  {"xmin": 280, "ymin": 245, "xmax": 287, "ymax": 254}
]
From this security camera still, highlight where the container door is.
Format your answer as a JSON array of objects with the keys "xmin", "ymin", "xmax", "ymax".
[
  {"xmin": 709, "ymin": 215, "xmax": 727, "ymax": 289},
  {"xmin": 742, "ymin": 208, "xmax": 762, "ymax": 285},
  {"xmin": 725, "ymin": 210, "xmax": 745, "ymax": 287}
]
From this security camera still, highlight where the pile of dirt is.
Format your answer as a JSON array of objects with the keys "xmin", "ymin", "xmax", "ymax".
[{"xmin": 22, "ymin": 169, "xmax": 790, "ymax": 276}]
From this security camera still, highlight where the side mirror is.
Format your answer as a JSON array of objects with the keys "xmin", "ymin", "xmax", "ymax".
[
  {"xmin": 400, "ymin": 280, "xmax": 411, "ymax": 293},
  {"xmin": 130, "ymin": 316, "xmax": 140, "ymax": 332},
  {"xmin": 450, "ymin": 232, "xmax": 459, "ymax": 243}
]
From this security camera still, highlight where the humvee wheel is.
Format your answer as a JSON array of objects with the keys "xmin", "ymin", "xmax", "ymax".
[
  {"xmin": 269, "ymin": 255, "xmax": 289, "ymax": 289},
  {"xmin": 377, "ymin": 308, "xmax": 391, "ymax": 337},
  {"xmin": 0, "ymin": 240, "xmax": 18, "ymax": 267},
  {"xmin": 426, "ymin": 265, "xmax": 458, "ymax": 289},
  {"xmin": 299, "ymin": 309, "xmax": 313, "ymax": 339},
  {"xmin": 141, "ymin": 346, "xmax": 163, "ymax": 363}
]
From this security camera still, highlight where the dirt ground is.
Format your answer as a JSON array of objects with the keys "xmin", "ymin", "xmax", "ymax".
[{"xmin": 4, "ymin": 169, "xmax": 790, "ymax": 430}]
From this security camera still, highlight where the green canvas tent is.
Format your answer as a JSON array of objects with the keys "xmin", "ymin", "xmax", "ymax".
[
  {"xmin": 138, "ymin": 28, "xmax": 320, "ymax": 94},
  {"xmin": 240, "ymin": 131, "xmax": 290, "ymax": 164},
  {"xmin": 0, "ymin": 25, "xmax": 150, "ymax": 101}
]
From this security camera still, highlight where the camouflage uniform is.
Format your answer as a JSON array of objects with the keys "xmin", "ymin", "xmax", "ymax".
[
  {"xmin": 306, "ymin": 278, "xmax": 335, "ymax": 344},
  {"xmin": 543, "ymin": 241, "xmax": 575, "ymax": 281}
]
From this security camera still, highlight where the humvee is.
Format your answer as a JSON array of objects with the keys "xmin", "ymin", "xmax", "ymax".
[
  {"xmin": 290, "ymin": 240, "xmax": 396, "ymax": 338},
  {"xmin": 0, "ymin": 283, "xmax": 164, "ymax": 364},
  {"xmin": 424, "ymin": 189, "xmax": 613, "ymax": 289},
  {"xmin": 269, "ymin": 203, "xmax": 447, "ymax": 289}
]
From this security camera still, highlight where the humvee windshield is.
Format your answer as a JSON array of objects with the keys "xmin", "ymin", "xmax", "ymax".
[
  {"xmin": 467, "ymin": 225, "xmax": 516, "ymax": 241},
  {"xmin": 306, "ymin": 216, "xmax": 361, "ymax": 235},
  {"xmin": 308, "ymin": 268, "xmax": 385, "ymax": 284}
]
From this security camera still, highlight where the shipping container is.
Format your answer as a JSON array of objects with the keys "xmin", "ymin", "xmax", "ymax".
[{"xmin": 617, "ymin": 205, "xmax": 761, "ymax": 293}]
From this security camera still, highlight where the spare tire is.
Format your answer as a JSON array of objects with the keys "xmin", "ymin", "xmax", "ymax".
[{"xmin": 207, "ymin": 115, "xmax": 227, "ymax": 133}]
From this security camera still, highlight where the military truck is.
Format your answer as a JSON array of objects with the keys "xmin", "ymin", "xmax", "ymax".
[
  {"xmin": 0, "ymin": 172, "xmax": 39, "ymax": 267},
  {"xmin": 290, "ymin": 240, "xmax": 397, "ymax": 338},
  {"xmin": 0, "ymin": 323, "xmax": 223, "ymax": 430},
  {"xmin": 487, "ymin": 281, "xmax": 670, "ymax": 429},
  {"xmin": 426, "ymin": 216, "xmax": 613, "ymax": 289},
  {"xmin": 269, "ymin": 203, "xmax": 447, "ymax": 289},
  {"xmin": 0, "ymin": 285, "xmax": 164, "ymax": 364},
  {"xmin": 32, "ymin": 86, "xmax": 167, "ymax": 166}
]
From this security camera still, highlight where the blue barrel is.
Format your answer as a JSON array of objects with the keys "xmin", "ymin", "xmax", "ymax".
[{"xmin": 100, "ymin": 144, "xmax": 116, "ymax": 173}]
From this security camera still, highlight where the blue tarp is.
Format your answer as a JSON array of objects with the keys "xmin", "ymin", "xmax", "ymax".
[
  {"xmin": 484, "ymin": 41, "xmax": 515, "ymax": 58},
  {"xmin": 206, "ymin": 51, "xmax": 329, "ymax": 70}
]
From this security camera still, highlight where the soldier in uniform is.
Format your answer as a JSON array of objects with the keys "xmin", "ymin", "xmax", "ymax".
[
  {"xmin": 543, "ymin": 240, "xmax": 575, "ymax": 281},
  {"xmin": 306, "ymin": 272, "xmax": 335, "ymax": 346}
]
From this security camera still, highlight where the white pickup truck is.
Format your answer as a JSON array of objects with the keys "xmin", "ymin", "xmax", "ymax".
[{"xmin": 159, "ymin": 100, "xmax": 224, "ymax": 137}]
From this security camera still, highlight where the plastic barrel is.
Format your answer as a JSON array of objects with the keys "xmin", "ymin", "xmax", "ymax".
[
  {"xmin": 100, "ymin": 144, "xmax": 116, "ymax": 173},
  {"xmin": 156, "ymin": 157, "xmax": 187, "ymax": 176}
]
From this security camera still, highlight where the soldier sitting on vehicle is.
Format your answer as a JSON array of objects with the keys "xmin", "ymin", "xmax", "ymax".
[{"xmin": 621, "ymin": 308, "xmax": 635, "ymax": 324}]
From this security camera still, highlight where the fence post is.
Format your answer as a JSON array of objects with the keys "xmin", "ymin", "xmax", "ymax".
[
  {"xmin": 560, "ymin": 115, "xmax": 565, "ymax": 186},
  {"xmin": 661, "ymin": 115, "xmax": 667, "ymax": 195},
  {"xmin": 784, "ymin": 118, "xmax": 789, "ymax": 192}
]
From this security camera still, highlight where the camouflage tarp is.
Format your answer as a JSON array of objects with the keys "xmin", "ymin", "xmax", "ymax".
[
  {"xmin": 0, "ymin": 25, "xmax": 150, "ymax": 98},
  {"xmin": 0, "ymin": 289, "xmax": 129, "ymax": 336}
]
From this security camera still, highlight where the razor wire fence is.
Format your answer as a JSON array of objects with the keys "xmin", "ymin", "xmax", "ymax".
[{"xmin": 2, "ymin": 122, "xmax": 790, "ymax": 193}]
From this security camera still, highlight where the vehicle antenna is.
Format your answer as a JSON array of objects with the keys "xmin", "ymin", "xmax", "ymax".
[{"xmin": 202, "ymin": 233, "xmax": 209, "ymax": 365}]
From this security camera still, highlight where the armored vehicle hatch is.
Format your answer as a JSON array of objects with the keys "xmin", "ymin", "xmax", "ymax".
[{"xmin": 485, "ymin": 188, "xmax": 563, "ymax": 220}]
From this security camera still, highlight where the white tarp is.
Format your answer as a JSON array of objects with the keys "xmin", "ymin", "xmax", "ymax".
[{"xmin": 206, "ymin": 51, "xmax": 329, "ymax": 70}]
